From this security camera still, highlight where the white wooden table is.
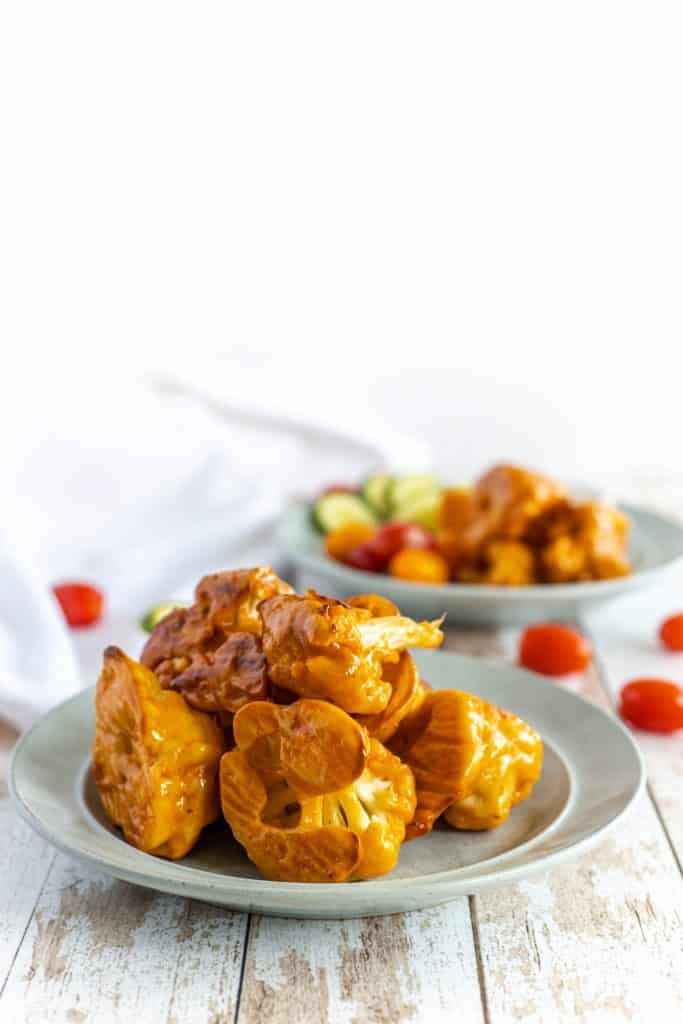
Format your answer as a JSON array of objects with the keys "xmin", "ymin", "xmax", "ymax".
[{"xmin": 2, "ymin": 483, "xmax": 683, "ymax": 1024}]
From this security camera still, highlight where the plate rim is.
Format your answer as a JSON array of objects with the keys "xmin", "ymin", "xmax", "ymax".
[{"xmin": 9, "ymin": 652, "xmax": 646, "ymax": 915}]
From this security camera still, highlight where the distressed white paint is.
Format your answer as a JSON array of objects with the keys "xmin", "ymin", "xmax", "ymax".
[
  {"xmin": 0, "ymin": 718, "xmax": 55, "ymax": 996},
  {"xmin": 238, "ymin": 902, "xmax": 484, "ymax": 1024},
  {"xmin": 0, "ymin": 852, "xmax": 247, "ymax": 1024}
]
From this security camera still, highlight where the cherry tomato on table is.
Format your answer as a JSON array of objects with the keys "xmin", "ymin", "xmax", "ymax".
[
  {"xmin": 52, "ymin": 582, "xmax": 104, "ymax": 627},
  {"xmin": 519, "ymin": 623, "xmax": 592, "ymax": 676},
  {"xmin": 659, "ymin": 613, "xmax": 683, "ymax": 652},
  {"xmin": 619, "ymin": 679, "xmax": 683, "ymax": 733}
]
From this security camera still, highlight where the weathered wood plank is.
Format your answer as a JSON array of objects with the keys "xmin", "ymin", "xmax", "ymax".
[
  {"xmin": 0, "ymin": 851, "xmax": 248, "ymax": 1024},
  {"xmin": 474, "ymin": 804, "xmax": 683, "ymax": 1023},
  {"xmin": 237, "ymin": 903, "xmax": 485, "ymax": 1024},
  {"xmin": 447, "ymin": 629, "xmax": 683, "ymax": 1023},
  {"xmin": 0, "ymin": 720, "xmax": 56, "ymax": 995}
]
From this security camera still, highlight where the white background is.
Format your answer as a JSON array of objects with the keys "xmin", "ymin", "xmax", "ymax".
[{"xmin": 1, "ymin": 2, "xmax": 682, "ymax": 485}]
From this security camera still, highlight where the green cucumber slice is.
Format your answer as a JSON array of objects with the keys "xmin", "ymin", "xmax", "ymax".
[
  {"xmin": 311, "ymin": 493, "xmax": 377, "ymax": 533},
  {"xmin": 388, "ymin": 474, "xmax": 441, "ymax": 516},
  {"xmin": 361, "ymin": 474, "xmax": 393, "ymax": 518},
  {"xmin": 140, "ymin": 602, "xmax": 183, "ymax": 633},
  {"xmin": 390, "ymin": 493, "xmax": 441, "ymax": 529}
]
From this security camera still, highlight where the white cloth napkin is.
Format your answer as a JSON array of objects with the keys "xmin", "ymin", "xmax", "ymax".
[
  {"xmin": 0, "ymin": 535, "xmax": 82, "ymax": 732},
  {"xmin": 0, "ymin": 365, "xmax": 430, "ymax": 731}
]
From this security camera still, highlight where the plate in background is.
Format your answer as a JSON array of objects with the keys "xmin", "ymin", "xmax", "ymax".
[
  {"xmin": 10, "ymin": 650, "xmax": 644, "ymax": 919},
  {"xmin": 278, "ymin": 501, "xmax": 683, "ymax": 625}
]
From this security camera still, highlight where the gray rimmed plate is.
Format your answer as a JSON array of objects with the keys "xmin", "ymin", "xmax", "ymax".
[
  {"xmin": 278, "ymin": 501, "xmax": 683, "ymax": 625},
  {"xmin": 10, "ymin": 650, "xmax": 644, "ymax": 919}
]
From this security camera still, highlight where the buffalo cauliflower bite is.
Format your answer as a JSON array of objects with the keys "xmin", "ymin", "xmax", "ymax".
[
  {"xmin": 347, "ymin": 599, "xmax": 427, "ymax": 741},
  {"xmin": 456, "ymin": 464, "xmax": 567, "ymax": 563},
  {"xmin": 347, "ymin": 593, "xmax": 400, "ymax": 617},
  {"xmin": 259, "ymin": 591, "xmax": 443, "ymax": 715},
  {"xmin": 93, "ymin": 647, "xmax": 223, "ymax": 859},
  {"xmin": 389, "ymin": 689, "xmax": 542, "ymax": 837},
  {"xmin": 538, "ymin": 501, "xmax": 630, "ymax": 582},
  {"xmin": 166, "ymin": 632, "xmax": 268, "ymax": 714},
  {"xmin": 439, "ymin": 486, "xmax": 474, "ymax": 533},
  {"xmin": 194, "ymin": 567, "xmax": 295, "ymax": 634},
  {"xmin": 220, "ymin": 699, "xmax": 416, "ymax": 882},
  {"xmin": 354, "ymin": 651, "xmax": 426, "ymax": 743},
  {"xmin": 141, "ymin": 567, "xmax": 293, "ymax": 712},
  {"xmin": 482, "ymin": 540, "xmax": 536, "ymax": 586},
  {"xmin": 453, "ymin": 541, "xmax": 536, "ymax": 585}
]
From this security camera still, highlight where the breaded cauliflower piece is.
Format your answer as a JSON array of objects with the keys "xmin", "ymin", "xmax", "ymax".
[
  {"xmin": 456, "ymin": 464, "xmax": 567, "ymax": 562},
  {"xmin": 220, "ymin": 699, "xmax": 416, "ymax": 882},
  {"xmin": 141, "ymin": 567, "xmax": 293, "ymax": 712},
  {"xmin": 452, "ymin": 540, "xmax": 537, "ymax": 585},
  {"xmin": 389, "ymin": 689, "xmax": 543, "ymax": 837},
  {"xmin": 354, "ymin": 651, "xmax": 426, "ymax": 743},
  {"xmin": 482, "ymin": 540, "xmax": 536, "ymax": 586},
  {"xmin": 259, "ymin": 591, "xmax": 443, "ymax": 715},
  {"xmin": 538, "ymin": 501, "xmax": 630, "ymax": 582},
  {"xmin": 93, "ymin": 647, "xmax": 223, "ymax": 859}
]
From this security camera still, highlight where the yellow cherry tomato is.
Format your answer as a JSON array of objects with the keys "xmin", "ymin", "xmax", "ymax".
[
  {"xmin": 389, "ymin": 548, "xmax": 450, "ymax": 584},
  {"xmin": 325, "ymin": 523, "xmax": 376, "ymax": 562}
]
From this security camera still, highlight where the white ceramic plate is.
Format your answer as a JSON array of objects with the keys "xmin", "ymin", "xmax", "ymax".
[
  {"xmin": 11, "ymin": 650, "xmax": 644, "ymax": 919},
  {"xmin": 278, "ymin": 501, "xmax": 683, "ymax": 625}
]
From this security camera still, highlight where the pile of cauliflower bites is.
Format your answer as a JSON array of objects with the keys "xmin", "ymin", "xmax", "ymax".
[{"xmin": 93, "ymin": 568, "xmax": 543, "ymax": 882}]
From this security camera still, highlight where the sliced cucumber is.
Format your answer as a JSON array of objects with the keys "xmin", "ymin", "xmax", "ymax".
[
  {"xmin": 140, "ymin": 602, "xmax": 183, "ymax": 633},
  {"xmin": 388, "ymin": 474, "xmax": 441, "ymax": 517},
  {"xmin": 390, "ymin": 493, "xmax": 441, "ymax": 529},
  {"xmin": 311, "ymin": 493, "xmax": 377, "ymax": 533},
  {"xmin": 361, "ymin": 473, "xmax": 393, "ymax": 518}
]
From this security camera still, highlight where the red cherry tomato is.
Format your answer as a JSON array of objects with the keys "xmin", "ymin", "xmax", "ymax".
[
  {"xmin": 659, "ymin": 613, "xmax": 683, "ymax": 652},
  {"xmin": 343, "ymin": 542, "xmax": 386, "ymax": 573},
  {"xmin": 52, "ymin": 582, "xmax": 104, "ymax": 628},
  {"xmin": 319, "ymin": 483, "xmax": 357, "ymax": 496},
  {"xmin": 519, "ymin": 624, "xmax": 592, "ymax": 676},
  {"xmin": 619, "ymin": 678, "xmax": 683, "ymax": 733},
  {"xmin": 365, "ymin": 522, "xmax": 437, "ymax": 567}
]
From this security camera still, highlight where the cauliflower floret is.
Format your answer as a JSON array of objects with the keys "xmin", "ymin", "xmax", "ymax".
[
  {"xmin": 298, "ymin": 741, "xmax": 416, "ymax": 880},
  {"xmin": 457, "ymin": 464, "xmax": 567, "ymax": 561},
  {"xmin": 165, "ymin": 632, "xmax": 268, "ymax": 714},
  {"xmin": 354, "ymin": 651, "xmax": 426, "ymax": 743},
  {"xmin": 220, "ymin": 699, "xmax": 415, "ymax": 882},
  {"xmin": 539, "ymin": 501, "xmax": 631, "ymax": 582},
  {"xmin": 483, "ymin": 540, "xmax": 536, "ymax": 586},
  {"xmin": 93, "ymin": 647, "xmax": 223, "ymax": 859},
  {"xmin": 452, "ymin": 541, "xmax": 536, "ymax": 586},
  {"xmin": 259, "ymin": 591, "xmax": 443, "ymax": 715},
  {"xmin": 141, "ymin": 567, "xmax": 293, "ymax": 712},
  {"xmin": 389, "ymin": 689, "xmax": 543, "ymax": 837}
]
